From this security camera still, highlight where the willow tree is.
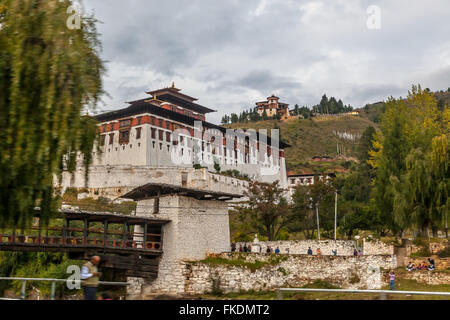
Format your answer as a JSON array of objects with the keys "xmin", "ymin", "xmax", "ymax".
[
  {"xmin": 371, "ymin": 85, "xmax": 447, "ymax": 237},
  {"xmin": 392, "ymin": 135, "xmax": 449, "ymax": 237},
  {"xmin": 0, "ymin": 1, "xmax": 104, "ymax": 228}
]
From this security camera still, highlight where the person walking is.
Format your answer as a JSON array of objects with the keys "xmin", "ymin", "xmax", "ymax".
[
  {"xmin": 389, "ymin": 270, "xmax": 395, "ymax": 290},
  {"xmin": 81, "ymin": 255, "xmax": 101, "ymax": 300},
  {"xmin": 307, "ymin": 247, "xmax": 313, "ymax": 255}
]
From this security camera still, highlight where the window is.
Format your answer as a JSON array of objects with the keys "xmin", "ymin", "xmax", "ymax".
[
  {"xmin": 136, "ymin": 127, "xmax": 142, "ymax": 140},
  {"xmin": 102, "ymin": 124, "xmax": 107, "ymax": 132},
  {"xmin": 109, "ymin": 133, "xmax": 114, "ymax": 145},
  {"xmin": 100, "ymin": 135, "xmax": 106, "ymax": 146},
  {"xmin": 119, "ymin": 130, "xmax": 130, "ymax": 144},
  {"xmin": 151, "ymin": 128, "xmax": 156, "ymax": 139},
  {"xmin": 137, "ymin": 117, "xmax": 142, "ymax": 125},
  {"xmin": 158, "ymin": 130, "xmax": 163, "ymax": 140},
  {"xmin": 181, "ymin": 173, "xmax": 188, "ymax": 187},
  {"xmin": 158, "ymin": 119, "xmax": 163, "ymax": 127},
  {"xmin": 166, "ymin": 132, "xmax": 171, "ymax": 142},
  {"xmin": 119, "ymin": 119, "xmax": 131, "ymax": 128}
]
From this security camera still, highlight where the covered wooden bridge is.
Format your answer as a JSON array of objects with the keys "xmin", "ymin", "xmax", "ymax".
[{"xmin": 0, "ymin": 209, "xmax": 170, "ymax": 279}]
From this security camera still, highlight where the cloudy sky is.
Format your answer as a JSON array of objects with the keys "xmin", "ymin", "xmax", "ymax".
[{"xmin": 83, "ymin": 0, "xmax": 450, "ymax": 124}]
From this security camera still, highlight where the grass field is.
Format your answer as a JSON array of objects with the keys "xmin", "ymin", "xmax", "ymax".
[{"xmin": 200, "ymin": 278, "xmax": 450, "ymax": 301}]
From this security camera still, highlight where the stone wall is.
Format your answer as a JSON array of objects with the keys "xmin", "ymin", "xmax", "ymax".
[
  {"xmin": 363, "ymin": 239, "xmax": 395, "ymax": 255},
  {"xmin": 183, "ymin": 253, "xmax": 396, "ymax": 295},
  {"xmin": 410, "ymin": 241, "xmax": 448, "ymax": 255},
  {"xmin": 235, "ymin": 239, "xmax": 396, "ymax": 256},
  {"xmin": 59, "ymin": 166, "xmax": 248, "ymax": 201},
  {"xmin": 401, "ymin": 271, "xmax": 450, "ymax": 286},
  {"xmin": 128, "ymin": 195, "xmax": 231, "ymax": 297},
  {"xmin": 235, "ymin": 240, "xmax": 357, "ymax": 256},
  {"xmin": 430, "ymin": 241, "xmax": 449, "ymax": 255}
]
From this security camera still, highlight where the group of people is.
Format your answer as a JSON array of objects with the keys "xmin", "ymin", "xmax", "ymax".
[
  {"xmin": 406, "ymin": 258, "xmax": 435, "ymax": 271},
  {"xmin": 307, "ymin": 247, "xmax": 339, "ymax": 256},
  {"xmin": 231, "ymin": 243, "xmax": 253, "ymax": 253},
  {"xmin": 232, "ymin": 244, "xmax": 364, "ymax": 257},
  {"xmin": 230, "ymin": 243, "xmax": 285, "ymax": 254}
]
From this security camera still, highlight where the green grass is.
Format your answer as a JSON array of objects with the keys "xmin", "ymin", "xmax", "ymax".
[
  {"xmin": 199, "ymin": 257, "xmax": 270, "ymax": 272},
  {"xmin": 62, "ymin": 188, "xmax": 136, "ymax": 215},
  {"xmin": 198, "ymin": 254, "xmax": 289, "ymax": 272},
  {"xmin": 200, "ymin": 278, "xmax": 450, "ymax": 300}
]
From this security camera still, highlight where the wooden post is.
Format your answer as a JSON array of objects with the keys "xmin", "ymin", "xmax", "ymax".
[
  {"xmin": 63, "ymin": 219, "xmax": 69, "ymax": 245},
  {"xmin": 83, "ymin": 219, "xmax": 88, "ymax": 245},
  {"xmin": 143, "ymin": 223, "xmax": 148, "ymax": 248},
  {"xmin": 38, "ymin": 218, "xmax": 41, "ymax": 245},
  {"xmin": 159, "ymin": 225, "xmax": 164, "ymax": 250},
  {"xmin": 122, "ymin": 222, "xmax": 127, "ymax": 248},
  {"xmin": 12, "ymin": 227, "xmax": 16, "ymax": 243},
  {"xmin": 103, "ymin": 220, "xmax": 108, "ymax": 247}
]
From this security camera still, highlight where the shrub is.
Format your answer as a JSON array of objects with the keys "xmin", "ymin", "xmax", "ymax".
[
  {"xmin": 436, "ymin": 246, "xmax": 450, "ymax": 258},
  {"xmin": 349, "ymin": 272, "xmax": 361, "ymax": 284}
]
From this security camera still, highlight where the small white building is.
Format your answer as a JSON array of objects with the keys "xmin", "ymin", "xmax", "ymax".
[{"xmin": 287, "ymin": 172, "xmax": 336, "ymax": 197}]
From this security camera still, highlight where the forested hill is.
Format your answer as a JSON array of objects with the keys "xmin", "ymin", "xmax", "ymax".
[{"xmin": 224, "ymin": 89, "xmax": 450, "ymax": 174}]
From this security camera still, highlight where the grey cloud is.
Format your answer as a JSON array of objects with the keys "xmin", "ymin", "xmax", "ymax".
[{"xmin": 83, "ymin": 0, "xmax": 450, "ymax": 124}]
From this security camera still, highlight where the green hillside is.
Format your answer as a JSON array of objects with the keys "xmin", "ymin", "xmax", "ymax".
[
  {"xmin": 225, "ymin": 90, "xmax": 450, "ymax": 174},
  {"xmin": 225, "ymin": 114, "xmax": 378, "ymax": 174}
]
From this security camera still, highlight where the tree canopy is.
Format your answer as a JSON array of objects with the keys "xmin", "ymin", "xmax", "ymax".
[{"xmin": 0, "ymin": 0, "xmax": 104, "ymax": 227}]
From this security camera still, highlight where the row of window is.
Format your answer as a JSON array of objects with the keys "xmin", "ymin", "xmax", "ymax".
[{"xmin": 100, "ymin": 127, "xmax": 142, "ymax": 146}]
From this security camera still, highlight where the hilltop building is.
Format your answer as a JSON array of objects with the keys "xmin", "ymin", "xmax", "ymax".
[{"xmin": 255, "ymin": 95, "xmax": 291, "ymax": 120}]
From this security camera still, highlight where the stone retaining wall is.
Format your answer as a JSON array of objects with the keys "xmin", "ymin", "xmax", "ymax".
[
  {"xmin": 363, "ymin": 239, "xmax": 395, "ymax": 255},
  {"xmin": 235, "ymin": 240, "xmax": 357, "ymax": 256},
  {"xmin": 235, "ymin": 239, "xmax": 396, "ymax": 256},
  {"xmin": 401, "ymin": 271, "xmax": 450, "ymax": 286},
  {"xmin": 183, "ymin": 253, "xmax": 396, "ymax": 294}
]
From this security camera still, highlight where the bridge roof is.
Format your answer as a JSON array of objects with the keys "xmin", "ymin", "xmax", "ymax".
[
  {"xmin": 61, "ymin": 209, "xmax": 170, "ymax": 224},
  {"xmin": 34, "ymin": 208, "xmax": 170, "ymax": 225},
  {"xmin": 122, "ymin": 183, "xmax": 243, "ymax": 201}
]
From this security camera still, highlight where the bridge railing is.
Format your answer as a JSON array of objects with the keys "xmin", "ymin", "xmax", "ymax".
[
  {"xmin": 0, "ymin": 227, "xmax": 162, "ymax": 251},
  {"xmin": 0, "ymin": 277, "xmax": 129, "ymax": 300}
]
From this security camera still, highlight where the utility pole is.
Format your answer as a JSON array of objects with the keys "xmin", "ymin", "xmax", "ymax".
[
  {"xmin": 316, "ymin": 204, "xmax": 320, "ymax": 241},
  {"xmin": 334, "ymin": 191, "xmax": 338, "ymax": 241},
  {"xmin": 445, "ymin": 211, "xmax": 448, "ymax": 239}
]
